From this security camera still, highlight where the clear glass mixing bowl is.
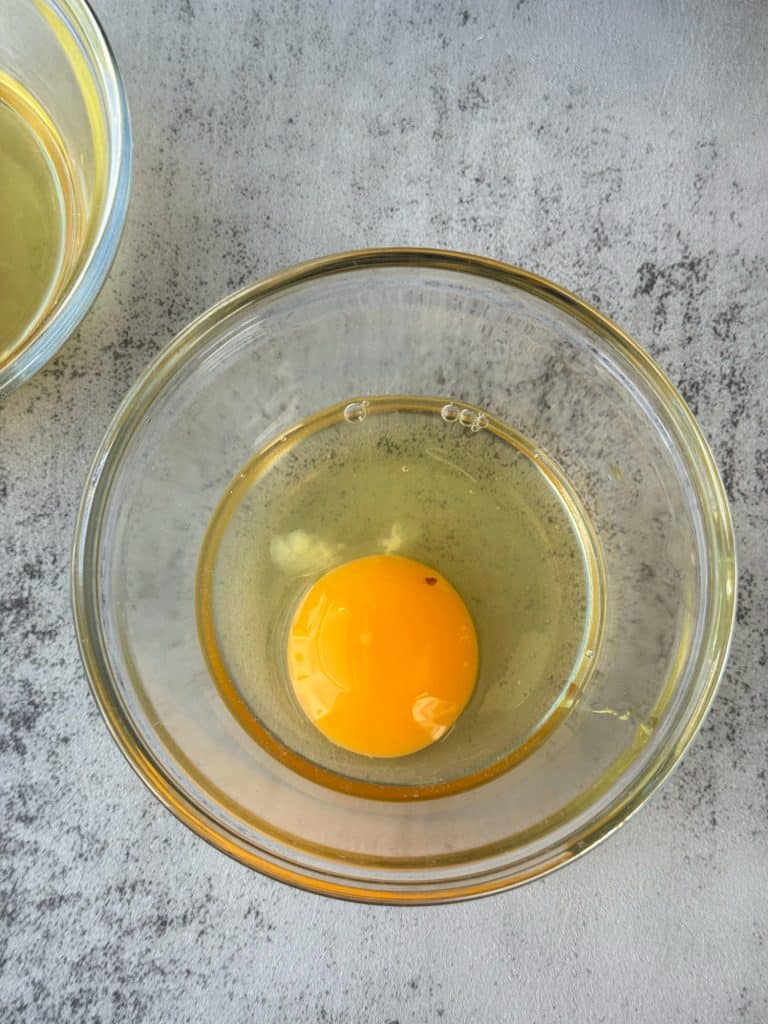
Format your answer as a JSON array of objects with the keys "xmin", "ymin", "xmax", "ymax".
[
  {"xmin": 0, "ymin": 0, "xmax": 131, "ymax": 394},
  {"xmin": 72, "ymin": 250, "xmax": 735, "ymax": 903}
]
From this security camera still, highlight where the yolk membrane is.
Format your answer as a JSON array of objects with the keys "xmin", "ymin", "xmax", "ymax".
[{"xmin": 286, "ymin": 554, "xmax": 478, "ymax": 757}]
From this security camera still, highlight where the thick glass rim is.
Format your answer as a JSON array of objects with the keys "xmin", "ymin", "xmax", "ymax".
[
  {"xmin": 0, "ymin": 0, "xmax": 132, "ymax": 394},
  {"xmin": 71, "ymin": 248, "xmax": 736, "ymax": 904}
]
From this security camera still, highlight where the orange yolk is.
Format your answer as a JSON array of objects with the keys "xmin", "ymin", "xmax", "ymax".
[{"xmin": 286, "ymin": 554, "xmax": 478, "ymax": 757}]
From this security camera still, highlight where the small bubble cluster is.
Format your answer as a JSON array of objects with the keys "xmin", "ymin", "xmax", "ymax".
[
  {"xmin": 343, "ymin": 399, "xmax": 370, "ymax": 423},
  {"xmin": 441, "ymin": 402, "xmax": 489, "ymax": 433}
]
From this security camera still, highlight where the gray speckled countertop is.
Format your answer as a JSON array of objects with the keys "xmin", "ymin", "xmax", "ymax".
[{"xmin": 2, "ymin": 1, "xmax": 767, "ymax": 1020}]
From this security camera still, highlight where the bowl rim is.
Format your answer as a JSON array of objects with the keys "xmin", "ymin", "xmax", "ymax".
[
  {"xmin": 0, "ymin": 0, "xmax": 132, "ymax": 395},
  {"xmin": 71, "ymin": 247, "xmax": 737, "ymax": 904}
]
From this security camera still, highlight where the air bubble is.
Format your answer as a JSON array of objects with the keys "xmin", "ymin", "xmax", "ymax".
[
  {"xmin": 470, "ymin": 412, "xmax": 489, "ymax": 433},
  {"xmin": 459, "ymin": 408, "xmax": 475, "ymax": 427},
  {"xmin": 343, "ymin": 400, "xmax": 370, "ymax": 423},
  {"xmin": 440, "ymin": 403, "xmax": 460, "ymax": 423}
]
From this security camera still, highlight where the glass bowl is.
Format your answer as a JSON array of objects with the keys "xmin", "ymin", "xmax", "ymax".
[
  {"xmin": 0, "ymin": 0, "xmax": 131, "ymax": 394},
  {"xmin": 72, "ymin": 249, "xmax": 736, "ymax": 903}
]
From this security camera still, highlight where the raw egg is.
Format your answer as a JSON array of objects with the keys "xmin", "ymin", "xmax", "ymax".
[{"xmin": 286, "ymin": 554, "xmax": 478, "ymax": 757}]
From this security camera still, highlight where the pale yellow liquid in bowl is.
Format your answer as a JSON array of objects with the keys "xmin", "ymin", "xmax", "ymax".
[{"xmin": 0, "ymin": 75, "xmax": 76, "ymax": 369}]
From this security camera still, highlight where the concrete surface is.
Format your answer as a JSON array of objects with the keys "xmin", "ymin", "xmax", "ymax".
[{"xmin": 1, "ymin": 0, "xmax": 767, "ymax": 1020}]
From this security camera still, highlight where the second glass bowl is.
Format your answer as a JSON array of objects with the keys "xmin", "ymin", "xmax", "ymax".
[{"xmin": 0, "ymin": 0, "xmax": 131, "ymax": 394}]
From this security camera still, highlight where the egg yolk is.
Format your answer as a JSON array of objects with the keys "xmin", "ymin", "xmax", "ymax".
[{"xmin": 286, "ymin": 554, "xmax": 478, "ymax": 758}]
